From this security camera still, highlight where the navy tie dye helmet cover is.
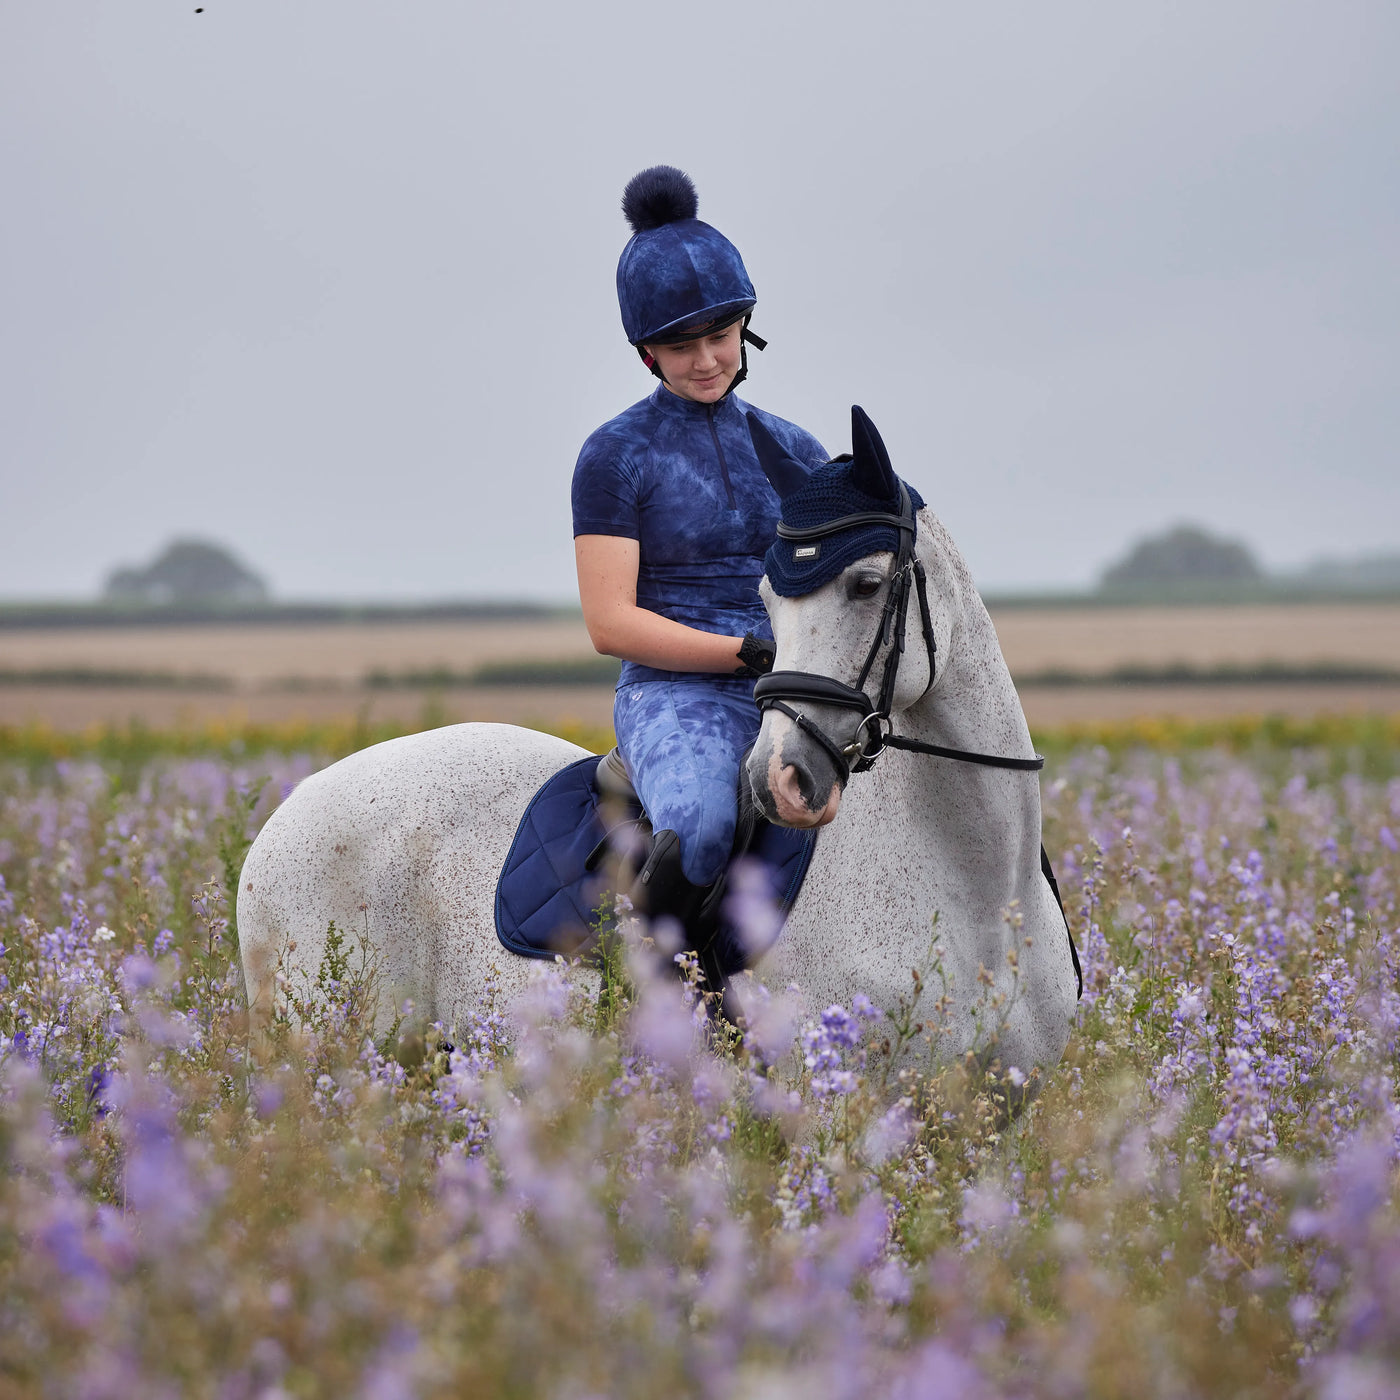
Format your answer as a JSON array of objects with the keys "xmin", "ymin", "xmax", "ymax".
[
  {"xmin": 616, "ymin": 166, "xmax": 756, "ymax": 345},
  {"xmin": 747, "ymin": 406, "xmax": 926, "ymax": 597}
]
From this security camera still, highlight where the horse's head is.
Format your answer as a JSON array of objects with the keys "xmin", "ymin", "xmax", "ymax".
[{"xmin": 745, "ymin": 407, "xmax": 944, "ymax": 828}]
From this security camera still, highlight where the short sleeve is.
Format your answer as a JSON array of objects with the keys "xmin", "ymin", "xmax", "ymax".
[{"xmin": 571, "ymin": 430, "xmax": 641, "ymax": 540}]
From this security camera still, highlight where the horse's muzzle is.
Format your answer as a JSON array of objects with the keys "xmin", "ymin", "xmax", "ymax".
[{"xmin": 748, "ymin": 729, "xmax": 843, "ymax": 829}]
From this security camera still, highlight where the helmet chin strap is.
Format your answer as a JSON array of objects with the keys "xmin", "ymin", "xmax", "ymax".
[
  {"xmin": 725, "ymin": 319, "xmax": 767, "ymax": 397},
  {"xmin": 636, "ymin": 314, "xmax": 767, "ymax": 396}
]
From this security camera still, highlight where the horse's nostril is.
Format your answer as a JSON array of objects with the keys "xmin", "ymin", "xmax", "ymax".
[{"xmin": 786, "ymin": 759, "xmax": 815, "ymax": 807}]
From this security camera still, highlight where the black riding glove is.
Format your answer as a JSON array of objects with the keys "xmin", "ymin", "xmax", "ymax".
[{"xmin": 734, "ymin": 633, "xmax": 776, "ymax": 679}]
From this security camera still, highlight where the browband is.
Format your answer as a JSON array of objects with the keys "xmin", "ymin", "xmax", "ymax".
[
  {"xmin": 775, "ymin": 484, "xmax": 916, "ymax": 547},
  {"xmin": 776, "ymin": 509, "xmax": 915, "ymax": 543}
]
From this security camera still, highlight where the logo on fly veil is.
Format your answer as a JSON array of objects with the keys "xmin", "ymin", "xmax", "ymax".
[{"xmin": 794, "ymin": 544, "xmax": 819, "ymax": 560}]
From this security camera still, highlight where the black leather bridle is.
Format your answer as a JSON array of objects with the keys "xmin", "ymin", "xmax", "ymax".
[
  {"xmin": 753, "ymin": 484, "xmax": 1045, "ymax": 785},
  {"xmin": 751, "ymin": 484, "xmax": 1084, "ymax": 999}
]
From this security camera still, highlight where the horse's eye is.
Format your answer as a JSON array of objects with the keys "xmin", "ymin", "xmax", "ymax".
[{"xmin": 849, "ymin": 573, "xmax": 883, "ymax": 599}]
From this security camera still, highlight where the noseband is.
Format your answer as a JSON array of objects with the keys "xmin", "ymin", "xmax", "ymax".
[{"xmin": 752, "ymin": 484, "xmax": 1046, "ymax": 785}]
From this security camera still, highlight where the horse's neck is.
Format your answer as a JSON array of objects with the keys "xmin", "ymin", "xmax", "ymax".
[
  {"xmin": 915, "ymin": 516, "xmax": 1034, "ymax": 756},
  {"xmin": 893, "ymin": 515, "xmax": 1044, "ymax": 900}
]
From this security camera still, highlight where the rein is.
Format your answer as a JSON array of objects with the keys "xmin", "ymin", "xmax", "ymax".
[{"xmin": 753, "ymin": 483, "xmax": 1044, "ymax": 784}]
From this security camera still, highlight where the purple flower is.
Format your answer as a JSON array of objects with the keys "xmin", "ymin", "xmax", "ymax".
[
  {"xmin": 800, "ymin": 1004, "xmax": 867, "ymax": 1099},
  {"xmin": 106, "ymin": 1069, "xmax": 223, "ymax": 1247},
  {"xmin": 631, "ymin": 977, "xmax": 699, "ymax": 1071},
  {"xmin": 723, "ymin": 856, "xmax": 785, "ymax": 960},
  {"xmin": 358, "ymin": 1324, "xmax": 422, "ymax": 1400},
  {"xmin": 119, "ymin": 954, "xmax": 158, "ymax": 993},
  {"xmin": 253, "ymin": 1079, "xmax": 284, "ymax": 1119},
  {"xmin": 959, "ymin": 1179, "xmax": 1020, "ymax": 1249},
  {"xmin": 889, "ymin": 1342, "xmax": 991, "ymax": 1399}
]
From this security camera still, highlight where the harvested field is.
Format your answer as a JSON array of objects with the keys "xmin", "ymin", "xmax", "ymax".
[
  {"xmin": 0, "ymin": 619, "xmax": 597, "ymax": 686},
  {"xmin": 2, "ymin": 603, "xmax": 1398, "ymax": 685},
  {"xmin": 987, "ymin": 601, "xmax": 1400, "ymax": 675},
  {"xmin": 2, "ymin": 603, "xmax": 1398, "ymax": 731},
  {"xmin": 1016, "ymin": 680, "xmax": 1400, "ymax": 727},
  {"xmin": 0, "ymin": 682, "xmax": 619, "ymax": 732}
]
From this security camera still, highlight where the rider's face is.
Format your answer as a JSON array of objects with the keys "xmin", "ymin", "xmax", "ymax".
[{"xmin": 645, "ymin": 323, "xmax": 743, "ymax": 403}]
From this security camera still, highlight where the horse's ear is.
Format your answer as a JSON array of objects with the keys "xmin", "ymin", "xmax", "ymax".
[
  {"xmin": 850, "ymin": 405, "xmax": 898, "ymax": 502},
  {"xmin": 746, "ymin": 412, "xmax": 812, "ymax": 500}
]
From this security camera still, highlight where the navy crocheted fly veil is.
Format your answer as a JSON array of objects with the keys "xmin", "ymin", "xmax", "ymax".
[{"xmin": 747, "ymin": 407, "xmax": 925, "ymax": 597}]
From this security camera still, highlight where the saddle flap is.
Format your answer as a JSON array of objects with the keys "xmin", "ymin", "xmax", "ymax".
[
  {"xmin": 494, "ymin": 753, "xmax": 817, "ymax": 974},
  {"xmin": 495, "ymin": 756, "xmax": 614, "ymax": 960}
]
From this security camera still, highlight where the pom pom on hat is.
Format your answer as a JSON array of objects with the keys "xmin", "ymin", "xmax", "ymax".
[{"xmin": 622, "ymin": 165, "xmax": 699, "ymax": 233}]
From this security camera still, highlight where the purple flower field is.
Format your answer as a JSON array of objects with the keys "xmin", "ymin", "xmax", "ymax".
[{"xmin": 1, "ymin": 736, "xmax": 1398, "ymax": 1397}]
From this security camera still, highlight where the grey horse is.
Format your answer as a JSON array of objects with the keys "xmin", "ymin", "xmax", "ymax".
[{"xmin": 238, "ymin": 420, "xmax": 1078, "ymax": 1080}]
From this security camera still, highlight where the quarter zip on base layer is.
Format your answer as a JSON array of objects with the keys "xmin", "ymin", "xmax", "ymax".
[{"xmin": 705, "ymin": 405, "xmax": 737, "ymax": 510}]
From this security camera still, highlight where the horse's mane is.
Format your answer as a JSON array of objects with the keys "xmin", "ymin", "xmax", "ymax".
[{"xmin": 915, "ymin": 505, "xmax": 978, "ymax": 635}]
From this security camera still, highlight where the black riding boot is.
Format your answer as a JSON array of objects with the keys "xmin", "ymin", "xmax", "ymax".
[{"xmin": 631, "ymin": 830, "xmax": 736, "ymax": 1022}]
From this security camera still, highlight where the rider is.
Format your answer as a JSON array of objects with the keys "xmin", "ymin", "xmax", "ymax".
[{"xmin": 572, "ymin": 165, "xmax": 828, "ymax": 935}]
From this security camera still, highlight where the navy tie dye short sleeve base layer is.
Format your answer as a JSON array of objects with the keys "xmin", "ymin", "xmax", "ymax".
[
  {"xmin": 572, "ymin": 385, "xmax": 828, "ymax": 687},
  {"xmin": 572, "ymin": 385, "xmax": 826, "ymax": 885}
]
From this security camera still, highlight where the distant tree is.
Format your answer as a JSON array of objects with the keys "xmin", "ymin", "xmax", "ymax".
[
  {"xmin": 1099, "ymin": 524, "xmax": 1262, "ymax": 589},
  {"xmin": 103, "ymin": 539, "xmax": 269, "ymax": 605}
]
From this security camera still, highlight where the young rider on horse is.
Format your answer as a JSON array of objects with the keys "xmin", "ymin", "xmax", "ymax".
[{"xmin": 572, "ymin": 165, "xmax": 828, "ymax": 935}]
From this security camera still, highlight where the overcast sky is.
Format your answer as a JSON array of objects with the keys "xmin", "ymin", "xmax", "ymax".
[{"xmin": 2, "ymin": 2, "xmax": 1396, "ymax": 601}]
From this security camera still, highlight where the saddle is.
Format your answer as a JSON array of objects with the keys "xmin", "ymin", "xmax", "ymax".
[{"xmin": 494, "ymin": 747, "xmax": 817, "ymax": 983}]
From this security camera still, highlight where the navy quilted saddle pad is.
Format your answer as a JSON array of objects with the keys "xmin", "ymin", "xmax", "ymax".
[{"xmin": 495, "ymin": 754, "xmax": 816, "ymax": 978}]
